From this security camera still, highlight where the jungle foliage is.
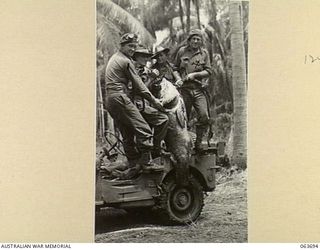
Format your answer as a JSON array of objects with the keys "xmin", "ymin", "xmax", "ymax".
[{"xmin": 96, "ymin": 0, "xmax": 248, "ymax": 167}]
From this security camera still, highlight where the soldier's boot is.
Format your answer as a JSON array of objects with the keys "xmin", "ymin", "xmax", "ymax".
[
  {"xmin": 138, "ymin": 151, "xmax": 152, "ymax": 166},
  {"xmin": 128, "ymin": 157, "xmax": 140, "ymax": 169},
  {"xmin": 139, "ymin": 151, "xmax": 164, "ymax": 172},
  {"xmin": 113, "ymin": 158, "xmax": 141, "ymax": 180},
  {"xmin": 195, "ymin": 127, "xmax": 206, "ymax": 154},
  {"xmin": 151, "ymin": 145, "xmax": 161, "ymax": 159}
]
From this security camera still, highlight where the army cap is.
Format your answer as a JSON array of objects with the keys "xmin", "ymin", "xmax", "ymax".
[
  {"xmin": 120, "ymin": 33, "xmax": 138, "ymax": 45},
  {"xmin": 187, "ymin": 29, "xmax": 203, "ymax": 40}
]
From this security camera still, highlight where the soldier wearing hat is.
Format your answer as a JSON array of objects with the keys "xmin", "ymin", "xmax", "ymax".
[
  {"xmin": 132, "ymin": 47, "xmax": 153, "ymax": 84},
  {"xmin": 173, "ymin": 29, "xmax": 212, "ymax": 153},
  {"xmin": 104, "ymin": 33, "xmax": 165, "ymax": 178},
  {"xmin": 132, "ymin": 47, "xmax": 169, "ymax": 158},
  {"xmin": 150, "ymin": 46, "xmax": 183, "ymax": 88}
]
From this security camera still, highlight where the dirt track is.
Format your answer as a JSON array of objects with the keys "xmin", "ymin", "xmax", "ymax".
[{"xmin": 95, "ymin": 169, "xmax": 247, "ymax": 243}]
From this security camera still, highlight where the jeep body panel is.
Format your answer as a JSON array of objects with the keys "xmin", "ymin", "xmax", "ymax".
[
  {"xmin": 96, "ymin": 147, "xmax": 219, "ymax": 208},
  {"xmin": 96, "ymin": 157, "xmax": 171, "ymax": 208},
  {"xmin": 189, "ymin": 152, "xmax": 217, "ymax": 191}
]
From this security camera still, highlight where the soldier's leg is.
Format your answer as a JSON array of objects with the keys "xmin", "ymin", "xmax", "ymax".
[
  {"xmin": 106, "ymin": 96, "xmax": 140, "ymax": 165},
  {"xmin": 141, "ymin": 105, "xmax": 169, "ymax": 157},
  {"xmin": 193, "ymin": 89, "xmax": 210, "ymax": 151},
  {"xmin": 106, "ymin": 94, "xmax": 153, "ymax": 163},
  {"xmin": 180, "ymin": 88, "xmax": 193, "ymax": 121},
  {"xmin": 120, "ymin": 99, "xmax": 153, "ymax": 152},
  {"xmin": 114, "ymin": 120, "xmax": 140, "ymax": 164}
]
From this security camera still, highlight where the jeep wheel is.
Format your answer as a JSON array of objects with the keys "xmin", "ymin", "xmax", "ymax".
[{"xmin": 157, "ymin": 175, "xmax": 204, "ymax": 224}]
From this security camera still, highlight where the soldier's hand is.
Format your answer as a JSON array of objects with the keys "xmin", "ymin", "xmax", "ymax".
[
  {"xmin": 186, "ymin": 73, "xmax": 197, "ymax": 81},
  {"xmin": 174, "ymin": 79, "xmax": 183, "ymax": 88},
  {"xmin": 152, "ymin": 98, "xmax": 166, "ymax": 113},
  {"xmin": 150, "ymin": 69, "xmax": 160, "ymax": 78},
  {"xmin": 201, "ymin": 81, "xmax": 209, "ymax": 89}
]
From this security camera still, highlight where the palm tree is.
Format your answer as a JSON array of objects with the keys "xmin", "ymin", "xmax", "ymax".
[
  {"xmin": 141, "ymin": 0, "xmax": 178, "ymax": 39},
  {"xmin": 229, "ymin": 1, "xmax": 247, "ymax": 169},
  {"xmin": 178, "ymin": 0, "xmax": 185, "ymax": 32},
  {"xmin": 97, "ymin": 0, "xmax": 155, "ymax": 49},
  {"xmin": 185, "ymin": 0, "xmax": 191, "ymax": 33},
  {"xmin": 193, "ymin": 0, "xmax": 201, "ymax": 29},
  {"xmin": 96, "ymin": 13, "xmax": 120, "ymax": 141}
]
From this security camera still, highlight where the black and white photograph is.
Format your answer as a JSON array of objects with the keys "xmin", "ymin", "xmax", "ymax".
[
  {"xmin": 3, "ymin": 0, "xmax": 320, "ymax": 245},
  {"xmin": 95, "ymin": 0, "xmax": 248, "ymax": 243}
]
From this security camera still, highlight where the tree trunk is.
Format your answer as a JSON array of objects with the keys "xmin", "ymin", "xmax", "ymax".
[
  {"xmin": 211, "ymin": 0, "xmax": 220, "ymax": 34},
  {"xmin": 229, "ymin": 1, "xmax": 247, "ymax": 169},
  {"xmin": 185, "ymin": 0, "xmax": 191, "ymax": 33},
  {"xmin": 169, "ymin": 19, "xmax": 173, "ymax": 38},
  {"xmin": 207, "ymin": 0, "xmax": 215, "ymax": 23},
  {"xmin": 195, "ymin": 0, "xmax": 201, "ymax": 29},
  {"xmin": 178, "ymin": 0, "xmax": 185, "ymax": 33}
]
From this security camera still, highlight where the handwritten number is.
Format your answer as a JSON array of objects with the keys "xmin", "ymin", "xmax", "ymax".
[{"xmin": 305, "ymin": 55, "xmax": 320, "ymax": 64}]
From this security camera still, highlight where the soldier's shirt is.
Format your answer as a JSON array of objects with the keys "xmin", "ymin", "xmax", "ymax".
[
  {"xmin": 174, "ymin": 46, "xmax": 212, "ymax": 88},
  {"xmin": 105, "ymin": 51, "xmax": 153, "ymax": 101}
]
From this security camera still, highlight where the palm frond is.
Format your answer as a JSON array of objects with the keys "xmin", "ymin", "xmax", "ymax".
[
  {"xmin": 97, "ymin": 12, "xmax": 120, "ymax": 57},
  {"xmin": 97, "ymin": 0, "xmax": 155, "ymax": 47}
]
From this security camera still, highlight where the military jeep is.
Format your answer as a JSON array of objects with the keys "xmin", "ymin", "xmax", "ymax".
[{"xmin": 95, "ymin": 141, "xmax": 227, "ymax": 224}]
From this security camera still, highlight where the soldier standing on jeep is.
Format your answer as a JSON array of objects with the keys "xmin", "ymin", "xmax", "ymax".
[
  {"xmin": 104, "ymin": 33, "xmax": 165, "ymax": 178},
  {"xmin": 174, "ymin": 29, "xmax": 212, "ymax": 153},
  {"xmin": 132, "ymin": 48, "xmax": 169, "ymax": 159}
]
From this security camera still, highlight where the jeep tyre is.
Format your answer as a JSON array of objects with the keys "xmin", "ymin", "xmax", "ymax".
[{"xmin": 157, "ymin": 175, "xmax": 204, "ymax": 224}]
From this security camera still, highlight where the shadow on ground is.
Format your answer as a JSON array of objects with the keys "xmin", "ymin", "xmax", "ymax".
[{"xmin": 95, "ymin": 207, "xmax": 158, "ymax": 234}]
